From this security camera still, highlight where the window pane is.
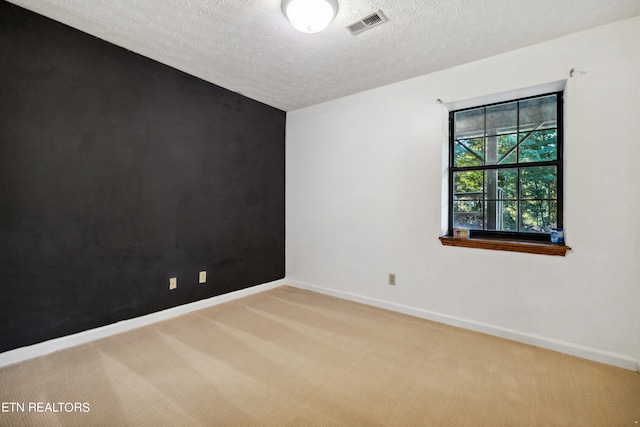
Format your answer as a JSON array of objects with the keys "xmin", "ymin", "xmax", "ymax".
[
  {"xmin": 484, "ymin": 200, "xmax": 518, "ymax": 232},
  {"xmin": 519, "ymin": 129, "xmax": 557, "ymax": 163},
  {"xmin": 519, "ymin": 95, "xmax": 557, "ymax": 132},
  {"xmin": 520, "ymin": 166, "xmax": 557, "ymax": 200},
  {"xmin": 454, "ymin": 199, "xmax": 483, "ymax": 230},
  {"xmin": 486, "ymin": 102, "xmax": 517, "ymax": 136},
  {"xmin": 520, "ymin": 201, "xmax": 557, "ymax": 233},
  {"xmin": 454, "ymin": 138, "xmax": 483, "ymax": 167},
  {"xmin": 498, "ymin": 134, "xmax": 517, "ymax": 165},
  {"xmin": 484, "ymin": 168, "xmax": 517, "ymax": 199},
  {"xmin": 454, "ymin": 108, "xmax": 484, "ymax": 139},
  {"xmin": 454, "ymin": 170, "xmax": 483, "ymax": 229},
  {"xmin": 454, "ymin": 170, "xmax": 483, "ymax": 196},
  {"xmin": 484, "ymin": 168, "xmax": 517, "ymax": 231}
]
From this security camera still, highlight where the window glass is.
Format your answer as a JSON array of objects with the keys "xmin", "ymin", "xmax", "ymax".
[
  {"xmin": 454, "ymin": 109, "xmax": 484, "ymax": 139},
  {"xmin": 449, "ymin": 92, "xmax": 562, "ymax": 238},
  {"xmin": 519, "ymin": 130, "xmax": 557, "ymax": 163},
  {"xmin": 454, "ymin": 138, "xmax": 484, "ymax": 167},
  {"xmin": 519, "ymin": 95, "xmax": 557, "ymax": 132},
  {"xmin": 486, "ymin": 102, "xmax": 517, "ymax": 136}
]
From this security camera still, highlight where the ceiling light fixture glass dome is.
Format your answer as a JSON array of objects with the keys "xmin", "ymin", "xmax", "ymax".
[{"xmin": 282, "ymin": 0, "xmax": 339, "ymax": 34}]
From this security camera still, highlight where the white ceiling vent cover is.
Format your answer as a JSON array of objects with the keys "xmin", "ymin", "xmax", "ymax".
[{"xmin": 346, "ymin": 11, "xmax": 387, "ymax": 35}]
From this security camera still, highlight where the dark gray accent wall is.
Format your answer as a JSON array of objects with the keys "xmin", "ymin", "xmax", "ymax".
[{"xmin": 0, "ymin": 1, "xmax": 285, "ymax": 353}]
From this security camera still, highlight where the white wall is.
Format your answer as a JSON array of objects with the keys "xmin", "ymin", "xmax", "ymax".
[{"xmin": 286, "ymin": 16, "xmax": 640, "ymax": 370}]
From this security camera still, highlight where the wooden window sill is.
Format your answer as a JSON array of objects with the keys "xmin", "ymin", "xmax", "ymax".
[{"xmin": 439, "ymin": 236, "xmax": 571, "ymax": 256}]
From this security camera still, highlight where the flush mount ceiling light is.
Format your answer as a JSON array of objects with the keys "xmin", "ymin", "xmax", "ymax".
[{"xmin": 282, "ymin": 0, "xmax": 339, "ymax": 34}]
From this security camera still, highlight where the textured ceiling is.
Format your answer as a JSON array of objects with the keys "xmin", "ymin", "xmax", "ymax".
[{"xmin": 6, "ymin": 0, "xmax": 640, "ymax": 111}]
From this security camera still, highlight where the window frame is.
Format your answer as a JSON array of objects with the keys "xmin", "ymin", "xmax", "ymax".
[{"xmin": 447, "ymin": 91, "xmax": 564, "ymax": 243}]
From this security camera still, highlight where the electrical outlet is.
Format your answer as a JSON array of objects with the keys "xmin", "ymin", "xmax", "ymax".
[
  {"xmin": 199, "ymin": 271, "xmax": 206, "ymax": 284},
  {"xmin": 389, "ymin": 273, "xmax": 396, "ymax": 286},
  {"xmin": 169, "ymin": 277, "xmax": 177, "ymax": 290}
]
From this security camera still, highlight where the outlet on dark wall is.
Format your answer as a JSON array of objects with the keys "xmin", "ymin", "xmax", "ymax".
[{"xmin": 0, "ymin": 1, "xmax": 286, "ymax": 353}]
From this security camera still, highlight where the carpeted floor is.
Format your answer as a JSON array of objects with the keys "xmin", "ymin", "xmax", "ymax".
[{"xmin": 1, "ymin": 285, "xmax": 639, "ymax": 426}]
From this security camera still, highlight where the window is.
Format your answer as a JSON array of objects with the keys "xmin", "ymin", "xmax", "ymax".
[{"xmin": 448, "ymin": 92, "xmax": 563, "ymax": 242}]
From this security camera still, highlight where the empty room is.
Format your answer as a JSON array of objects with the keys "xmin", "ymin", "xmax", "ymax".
[{"xmin": 1, "ymin": 0, "xmax": 639, "ymax": 425}]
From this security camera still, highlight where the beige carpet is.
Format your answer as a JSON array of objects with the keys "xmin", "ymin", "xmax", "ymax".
[{"xmin": 1, "ymin": 285, "xmax": 639, "ymax": 426}]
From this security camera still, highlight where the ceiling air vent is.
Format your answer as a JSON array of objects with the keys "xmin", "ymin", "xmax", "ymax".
[{"xmin": 346, "ymin": 11, "xmax": 387, "ymax": 35}]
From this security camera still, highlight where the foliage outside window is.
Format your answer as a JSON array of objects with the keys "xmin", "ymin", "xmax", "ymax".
[{"xmin": 448, "ymin": 92, "xmax": 563, "ymax": 241}]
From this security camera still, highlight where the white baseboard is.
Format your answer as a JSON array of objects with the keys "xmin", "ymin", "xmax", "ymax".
[
  {"xmin": 0, "ymin": 279, "xmax": 286, "ymax": 368},
  {"xmin": 5, "ymin": 278, "xmax": 637, "ymax": 372},
  {"xmin": 288, "ymin": 279, "xmax": 640, "ymax": 372}
]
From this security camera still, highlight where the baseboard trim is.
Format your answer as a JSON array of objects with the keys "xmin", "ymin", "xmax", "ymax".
[
  {"xmin": 0, "ymin": 279, "xmax": 286, "ymax": 368},
  {"xmin": 288, "ymin": 279, "xmax": 640, "ymax": 372}
]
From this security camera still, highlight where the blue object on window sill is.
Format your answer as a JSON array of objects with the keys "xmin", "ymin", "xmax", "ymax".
[{"xmin": 550, "ymin": 228, "xmax": 564, "ymax": 244}]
